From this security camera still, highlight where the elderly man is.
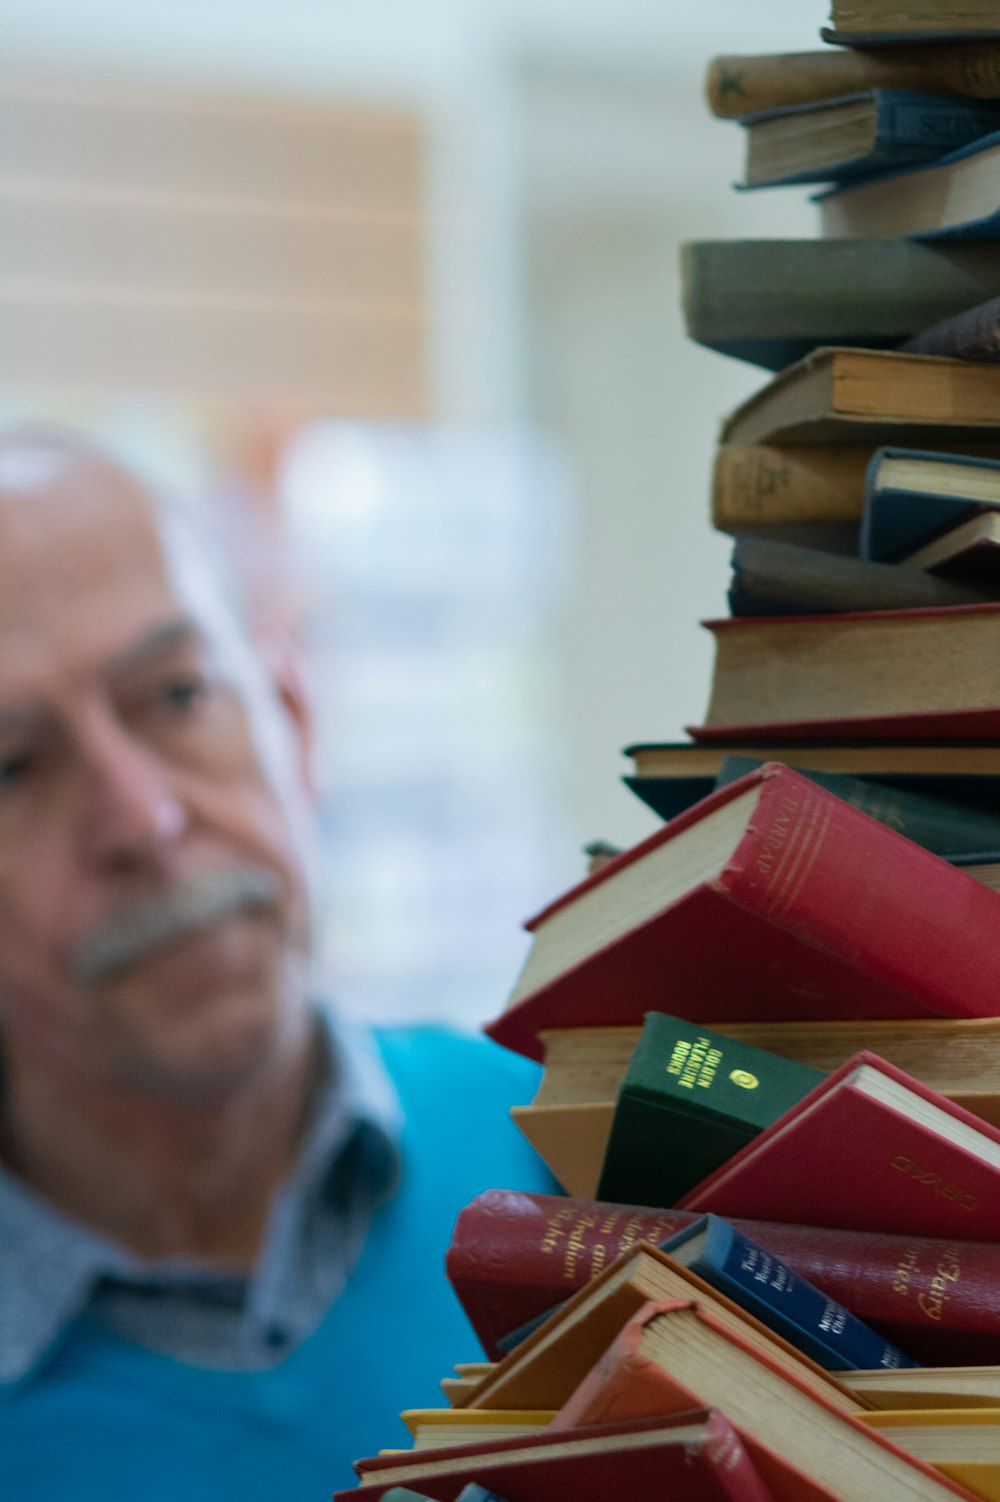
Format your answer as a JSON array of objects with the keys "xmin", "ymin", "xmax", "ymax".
[{"xmin": 0, "ymin": 430, "xmax": 547, "ymax": 1499}]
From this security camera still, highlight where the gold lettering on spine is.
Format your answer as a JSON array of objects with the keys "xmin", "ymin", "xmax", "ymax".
[
  {"xmin": 890, "ymin": 1155, "xmax": 978, "ymax": 1210},
  {"xmin": 917, "ymin": 1247, "xmax": 963, "ymax": 1324}
]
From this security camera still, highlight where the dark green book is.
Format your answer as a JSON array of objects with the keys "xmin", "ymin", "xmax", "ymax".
[
  {"xmin": 715, "ymin": 754, "xmax": 1000, "ymax": 859},
  {"xmin": 682, "ymin": 238, "xmax": 1000, "ymax": 370},
  {"xmin": 595, "ymin": 1012, "xmax": 825, "ymax": 1209}
]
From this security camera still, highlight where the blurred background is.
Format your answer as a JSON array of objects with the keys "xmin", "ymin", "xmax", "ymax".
[{"xmin": 1, "ymin": 0, "xmax": 824, "ymax": 1024}]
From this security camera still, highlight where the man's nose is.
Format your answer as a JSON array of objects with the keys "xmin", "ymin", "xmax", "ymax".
[{"xmin": 78, "ymin": 711, "xmax": 187, "ymax": 864}]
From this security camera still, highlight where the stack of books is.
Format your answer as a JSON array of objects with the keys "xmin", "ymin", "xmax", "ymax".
[{"xmin": 334, "ymin": 3, "xmax": 1000, "ymax": 1500}]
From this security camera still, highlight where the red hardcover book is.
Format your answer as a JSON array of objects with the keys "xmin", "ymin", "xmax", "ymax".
[
  {"xmin": 334, "ymin": 1410, "xmax": 784, "ymax": 1502},
  {"xmin": 484, "ymin": 764, "xmax": 1000, "ymax": 1062},
  {"xmin": 551, "ymin": 1300, "xmax": 980, "ymax": 1502},
  {"xmin": 447, "ymin": 1189, "xmax": 1000, "ymax": 1364},
  {"xmin": 680, "ymin": 1050, "xmax": 1000, "ymax": 1238},
  {"xmin": 690, "ymin": 602, "xmax": 1000, "ymax": 744}
]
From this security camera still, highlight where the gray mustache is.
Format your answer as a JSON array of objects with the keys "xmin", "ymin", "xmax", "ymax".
[{"xmin": 73, "ymin": 866, "xmax": 280, "ymax": 983}]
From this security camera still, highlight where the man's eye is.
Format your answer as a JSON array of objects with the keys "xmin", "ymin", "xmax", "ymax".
[
  {"xmin": 157, "ymin": 676, "xmax": 207, "ymax": 711},
  {"xmin": 0, "ymin": 752, "xmax": 31, "ymax": 787}
]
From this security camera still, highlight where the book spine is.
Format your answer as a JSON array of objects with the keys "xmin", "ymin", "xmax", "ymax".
[
  {"xmin": 878, "ymin": 94, "xmax": 1000, "ymax": 155},
  {"xmin": 447, "ymin": 1190, "xmax": 1000, "ymax": 1364},
  {"xmin": 446, "ymin": 1194, "xmax": 694, "ymax": 1356},
  {"xmin": 596, "ymin": 1012, "xmax": 824, "ymax": 1208},
  {"xmin": 711, "ymin": 445, "xmax": 867, "ymax": 536},
  {"xmin": 694, "ymin": 1220, "xmax": 919, "ymax": 1372},
  {"xmin": 706, "ymin": 46, "xmax": 1000, "ymax": 118},
  {"xmin": 903, "ymin": 295, "xmax": 1000, "ymax": 360}
]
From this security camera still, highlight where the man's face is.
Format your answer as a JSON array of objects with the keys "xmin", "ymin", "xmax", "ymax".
[{"xmin": 0, "ymin": 448, "xmax": 315, "ymax": 1102}]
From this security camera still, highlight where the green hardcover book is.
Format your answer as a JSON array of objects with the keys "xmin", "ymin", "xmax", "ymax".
[
  {"xmin": 715, "ymin": 754, "xmax": 1000, "ymax": 859},
  {"xmin": 682, "ymin": 239, "xmax": 1000, "ymax": 370},
  {"xmin": 596, "ymin": 1012, "xmax": 825, "ymax": 1209}
]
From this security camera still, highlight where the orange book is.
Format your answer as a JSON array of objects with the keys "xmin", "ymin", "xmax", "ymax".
[{"xmin": 552, "ymin": 1299, "xmax": 981, "ymax": 1502}]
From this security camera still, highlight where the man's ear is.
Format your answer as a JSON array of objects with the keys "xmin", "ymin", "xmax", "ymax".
[{"xmin": 258, "ymin": 625, "xmax": 317, "ymax": 802}]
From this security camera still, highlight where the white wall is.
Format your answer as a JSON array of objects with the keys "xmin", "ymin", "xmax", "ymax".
[{"xmin": 1, "ymin": 0, "xmax": 830, "ymax": 861}]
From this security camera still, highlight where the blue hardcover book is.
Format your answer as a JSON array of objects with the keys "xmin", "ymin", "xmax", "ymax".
[
  {"xmin": 659, "ymin": 1215, "xmax": 920, "ymax": 1372},
  {"xmin": 860, "ymin": 447, "xmax": 1000, "ymax": 562},
  {"xmin": 741, "ymin": 90, "xmax": 1000, "ymax": 188},
  {"xmin": 817, "ymin": 128, "xmax": 1000, "ymax": 240}
]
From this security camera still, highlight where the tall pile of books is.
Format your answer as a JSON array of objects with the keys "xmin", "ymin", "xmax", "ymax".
[{"xmin": 336, "ymin": 2, "xmax": 1000, "ymax": 1499}]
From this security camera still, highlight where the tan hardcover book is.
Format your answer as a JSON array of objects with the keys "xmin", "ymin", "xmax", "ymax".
[
  {"xmin": 711, "ymin": 444, "xmax": 870, "ymax": 539},
  {"xmin": 705, "ymin": 45, "xmax": 1000, "ymax": 118},
  {"xmin": 719, "ymin": 348, "xmax": 1000, "ymax": 449}
]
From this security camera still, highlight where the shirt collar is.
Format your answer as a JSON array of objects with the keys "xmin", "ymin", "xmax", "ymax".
[{"xmin": 0, "ymin": 1006, "xmax": 401, "ymax": 1386}]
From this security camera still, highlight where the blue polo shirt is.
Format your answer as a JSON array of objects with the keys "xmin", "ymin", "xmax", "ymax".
[{"xmin": 0, "ymin": 1023, "xmax": 553, "ymax": 1498}]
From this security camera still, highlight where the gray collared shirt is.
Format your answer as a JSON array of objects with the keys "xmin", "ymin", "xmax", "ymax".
[{"xmin": 0, "ymin": 1010, "xmax": 402, "ymax": 1384}]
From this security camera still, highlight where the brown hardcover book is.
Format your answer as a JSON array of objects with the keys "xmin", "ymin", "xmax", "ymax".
[
  {"xmin": 705, "ymin": 45, "xmax": 1000, "ymax": 119},
  {"xmin": 456, "ymin": 1241, "xmax": 863, "ymax": 1415},
  {"xmin": 711, "ymin": 444, "xmax": 869, "ymax": 544},
  {"xmin": 697, "ymin": 602, "xmax": 1000, "ymax": 739},
  {"xmin": 823, "ymin": 0, "xmax": 1000, "ymax": 43},
  {"xmin": 719, "ymin": 348, "xmax": 1000, "ymax": 448}
]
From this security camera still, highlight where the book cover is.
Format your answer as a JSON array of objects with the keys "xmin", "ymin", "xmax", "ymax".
[
  {"xmin": 683, "ymin": 241, "xmax": 1000, "ymax": 371},
  {"xmin": 551, "ymin": 1300, "xmax": 979, "ymax": 1502},
  {"xmin": 484, "ymin": 764, "xmax": 1000, "ymax": 1062},
  {"xmin": 740, "ymin": 90, "xmax": 1000, "ymax": 189},
  {"xmin": 659, "ymin": 1215, "xmax": 919, "ymax": 1372},
  {"xmin": 861, "ymin": 448, "xmax": 1000, "ymax": 562},
  {"xmin": 679, "ymin": 1050, "xmax": 1000, "ymax": 1238},
  {"xmin": 336, "ymin": 1411, "xmax": 786, "ymax": 1502},
  {"xmin": 446, "ymin": 1189, "xmax": 1000, "ymax": 1365},
  {"xmin": 596, "ymin": 1012, "xmax": 825, "ymax": 1208}
]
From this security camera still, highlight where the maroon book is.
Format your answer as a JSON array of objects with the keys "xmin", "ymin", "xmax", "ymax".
[
  {"xmin": 484, "ymin": 764, "xmax": 1000, "ymax": 1062},
  {"xmin": 680, "ymin": 1048, "xmax": 1000, "ymax": 1239},
  {"xmin": 447, "ymin": 1189, "xmax": 1000, "ymax": 1364}
]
